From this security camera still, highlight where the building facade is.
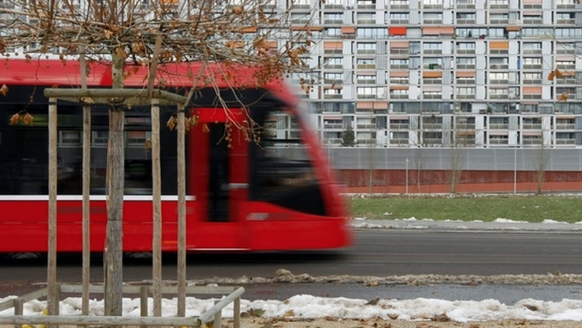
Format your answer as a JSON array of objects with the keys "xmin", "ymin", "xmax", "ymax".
[{"xmin": 283, "ymin": 0, "xmax": 582, "ymax": 149}]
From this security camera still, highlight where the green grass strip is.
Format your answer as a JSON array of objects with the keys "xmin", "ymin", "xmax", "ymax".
[{"xmin": 348, "ymin": 195, "xmax": 582, "ymax": 223}]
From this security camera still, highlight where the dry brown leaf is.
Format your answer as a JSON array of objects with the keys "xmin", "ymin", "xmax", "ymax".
[
  {"xmin": 0, "ymin": 84, "xmax": 8, "ymax": 96},
  {"xmin": 144, "ymin": 138, "xmax": 152, "ymax": 150},
  {"xmin": 166, "ymin": 115, "xmax": 177, "ymax": 131},
  {"xmin": 558, "ymin": 92, "xmax": 569, "ymax": 102},
  {"xmin": 22, "ymin": 113, "xmax": 34, "ymax": 126},
  {"xmin": 9, "ymin": 113, "xmax": 21, "ymax": 125}
]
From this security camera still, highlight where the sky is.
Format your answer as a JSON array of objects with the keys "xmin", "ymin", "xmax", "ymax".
[{"xmin": 2, "ymin": 293, "xmax": 582, "ymax": 323}]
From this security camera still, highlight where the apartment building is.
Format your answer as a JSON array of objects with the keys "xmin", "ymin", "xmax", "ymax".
[{"xmin": 283, "ymin": 0, "xmax": 582, "ymax": 149}]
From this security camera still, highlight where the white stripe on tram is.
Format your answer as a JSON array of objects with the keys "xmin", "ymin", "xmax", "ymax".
[{"xmin": 0, "ymin": 195, "xmax": 196, "ymax": 201}]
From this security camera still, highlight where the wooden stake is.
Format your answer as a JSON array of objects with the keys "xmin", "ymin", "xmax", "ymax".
[
  {"xmin": 177, "ymin": 103, "xmax": 186, "ymax": 317},
  {"xmin": 151, "ymin": 98, "xmax": 162, "ymax": 317},
  {"xmin": 47, "ymin": 98, "xmax": 58, "ymax": 322}
]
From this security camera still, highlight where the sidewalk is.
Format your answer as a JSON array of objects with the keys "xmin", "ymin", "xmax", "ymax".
[{"xmin": 350, "ymin": 218, "xmax": 582, "ymax": 233}]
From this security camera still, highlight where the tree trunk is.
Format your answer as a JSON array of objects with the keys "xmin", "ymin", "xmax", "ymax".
[{"xmin": 104, "ymin": 53, "xmax": 125, "ymax": 318}]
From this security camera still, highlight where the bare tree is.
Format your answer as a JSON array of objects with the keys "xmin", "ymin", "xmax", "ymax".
[{"xmin": 1, "ymin": 0, "xmax": 314, "ymax": 317}]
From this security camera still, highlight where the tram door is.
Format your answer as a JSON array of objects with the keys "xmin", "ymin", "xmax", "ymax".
[{"xmin": 189, "ymin": 108, "xmax": 249, "ymax": 250}]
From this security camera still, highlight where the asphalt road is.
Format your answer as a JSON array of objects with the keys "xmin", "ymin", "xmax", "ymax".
[{"xmin": 2, "ymin": 229, "xmax": 582, "ymax": 282}]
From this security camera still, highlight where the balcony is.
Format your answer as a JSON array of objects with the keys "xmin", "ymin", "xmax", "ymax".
[
  {"xmin": 556, "ymin": 64, "xmax": 575, "ymax": 70},
  {"xmin": 522, "ymin": 124, "xmax": 542, "ymax": 130},
  {"xmin": 489, "ymin": 139, "xmax": 509, "ymax": 145},
  {"xmin": 357, "ymin": 94, "xmax": 378, "ymax": 99},
  {"xmin": 423, "ymin": 94, "xmax": 442, "ymax": 99},
  {"xmin": 523, "ymin": 94, "xmax": 542, "ymax": 100},
  {"xmin": 523, "ymin": 64, "xmax": 542, "ymax": 69},
  {"xmin": 390, "ymin": 139, "xmax": 410, "ymax": 145},
  {"xmin": 324, "ymin": 94, "xmax": 343, "ymax": 99},
  {"xmin": 357, "ymin": 49, "xmax": 377, "ymax": 55},
  {"xmin": 456, "ymin": 94, "xmax": 476, "ymax": 99},
  {"xmin": 490, "ymin": 94, "xmax": 509, "ymax": 99},
  {"xmin": 423, "ymin": 123, "xmax": 443, "ymax": 129},
  {"xmin": 390, "ymin": 49, "xmax": 409, "ymax": 55},
  {"xmin": 556, "ymin": 124, "xmax": 576, "ymax": 130},
  {"xmin": 523, "ymin": 139, "xmax": 542, "ymax": 146},
  {"xmin": 323, "ymin": 123, "xmax": 344, "ymax": 129},
  {"xmin": 390, "ymin": 19, "xmax": 410, "ymax": 24},
  {"xmin": 556, "ymin": 48, "xmax": 576, "ymax": 54},
  {"xmin": 423, "ymin": 64, "xmax": 442, "ymax": 69},
  {"xmin": 523, "ymin": 79, "xmax": 542, "ymax": 84},
  {"xmin": 423, "ymin": 138, "xmax": 443, "ymax": 145},
  {"xmin": 490, "ymin": 19, "xmax": 509, "ymax": 24},
  {"xmin": 523, "ymin": 18, "xmax": 543, "ymax": 24},
  {"xmin": 490, "ymin": 79, "xmax": 509, "ymax": 84},
  {"xmin": 523, "ymin": 49, "xmax": 542, "ymax": 54},
  {"xmin": 423, "ymin": 79, "xmax": 443, "ymax": 84},
  {"xmin": 324, "ymin": 79, "xmax": 344, "ymax": 84},
  {"xmin": 357, "ymin": 124, "xmax": 377, "ymax": 129},
  {"xmin": 424, "ymin": 4, "xmax": 443, "ymax": 9},
  {"xmin": 357, "ymin": 64, "xmax": 376, "ymax": 69},
  {"xmin": 324, "ymin": 49, "xmax": 342, "ymax": 55},
  {"xmin": 489, "ymin": 124, "xmax": 509, "ymax": 129},
  {"xmin": 423, "ymin": 19, "xmax": 443, "ymax": 24},
  {"xmin": 523, "ymin": 4, "xmax": 542, "ymax": 9},
  {"xmin": 489, "ymin": 64, "xmax": 509, "ymax": 69},
  {"xmin": 390, "ymin": 94, "xmax": 409, "ymax": 99},
  {"xmin": 557, "ymin": 78, "xmax": 577, "ymax": 85},
  {"xmin": 291, "ymin": 19, "xmax": 310, "ymax": 24},
  {"xmin": 556, "ymin": 139, "xmax": 576, "ymax": 145},
  {"xmin": 457, "ymin": 49, "xmax": 475, "ymax": 54},
  {"xmin": 456, "ymin": 19, "xmax": 476, "ymax": 24},
  {"xmin": 456, "ymin": 64, "xmax": 475, "ymax": 69},
  {"xmin": 324, "ymin": 64, "xmax": 343, "ymax": 69},
  {"xmin": 324, "ymin": 19, "xmax": 344, "ymax": 24},
  {"xmin": 557, "ymin": 19, "xmax": 575, "ymax": 25},
  {"xmin": 389, "ymin": 79, "xmax": 409, "ymax": 84},
  {"xmin": 423, "ymin": 49, "xmax": 443, "ymax": 54},
  {"xmin": 357, "ymin": 4, "xmax": 376, "ymax": 9},
  {"xmin": 390, "ymin": 64, "xmax": 409, "ymax": 69},
  {"xmin": 389, "ymin": 4, "xmax": 409, "ymax": 9},
  {"xmin": 489, "ymin": 4, "xmax": 508, "ymax": 9},
  {"xmin": 557, "ymin": 3, "xmax": 575, "ymax": 9},
  {"xmin": 390, "ymin": 123, "xmax": 410, "ymax": 130},
  {"xmin": 456, "ymin": 4, "xmax": 476, "ymax": 9},
  {"xmin": 456, "ymin": 79, "xmax": 476, "ymax": 84},
  {"xmin": 357, "ymin": 19, "xmax": 376, "ymax": 24},
  {"xmin": 456, "ymin": 123, "xmax": 476, "ymax": 130},
  {"xmin": 357, "ymin": 79, "xmax": 377, "ymax": 84},
  {"xmin": 324, "ymin": 4, "xmax": 343, "ymax": 9},
  {"xmin": 490, "ymin": 49, "xmax": 509, "ymax": 55}
]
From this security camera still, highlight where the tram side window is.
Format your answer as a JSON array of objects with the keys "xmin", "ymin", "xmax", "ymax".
[{"xmin": 249, "ymin": 111, "xmax": 327, "ymax": 216}]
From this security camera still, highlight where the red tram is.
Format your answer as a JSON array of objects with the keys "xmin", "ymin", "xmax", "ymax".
[{"xmin": 0, "ymin": 59, "xmax": 352, "ymax": 253}]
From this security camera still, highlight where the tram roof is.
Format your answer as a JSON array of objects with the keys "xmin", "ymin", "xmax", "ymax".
[{"xmin": 0, "ymin": 58, "xmax": 299, "ymax": 106}]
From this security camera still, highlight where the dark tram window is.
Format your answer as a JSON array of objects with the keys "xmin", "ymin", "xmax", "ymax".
[{"xmin": 249, "ymin": 109, "xmax": 327, "ymax": 216}]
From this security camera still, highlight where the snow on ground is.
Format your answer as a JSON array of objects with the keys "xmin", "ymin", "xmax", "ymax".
[{"xmin": 1, "ymin": 294, "xmax": 582, "ymax": 323}]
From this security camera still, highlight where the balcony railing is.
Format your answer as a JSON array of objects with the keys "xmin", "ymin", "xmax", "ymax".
[
  {"xmin": 456, "ymin": 4, "xmax": 476, "ymax": 9},
  {"xmin": 423, "ymin": 79, "xmax": 443, "ymax": 84},
  {"xmin": 390, "ymin": 123, "xmax": 410, "ymax": 130},
  {"xmin": 324, "ymin": 94, "xmax": 343, "ymax": 99},
  {"xmin": 522, "ymin": 124, "xmax": 542, "ymax": 130},
  {"xmin": 489, "ymin": 124, "xmax": 509, "ymax": 129},
  {"xmin": 390, "ymin": 49, "xmax": 409, "ymax": 55},
  {"xmin": 390, "ymin": 94, "xmax": 409, "ymax": 99},
  {"xmin": 357, "ymin": 19, "xmax": 376, "ymax": 24},
  {"xmin": 490, "ymin": 94, "xmax": 509, "ymax": 99},
  {"xmin": 357, "ymin": 49, "xmax": 377, "ymax": 54},
  {"xmin": 357, "ymin": 64, "xmax": 376, "ymax": 69},
  {"xmin": 523, "ymin": 49, "xmax": 542, "ymax": 54},
  {"xmin": 389, "ymin": 79, "xmax": 409, "ymax": 84},
  {"xmin": 423, "ymin": 94, "xmax": 442, "ymax": 99},
  {"xmin": 457, "ymin": 49, "xmax": 475, "ymax": 54},
  {"xmin": 357, "ymin": 124, "xmax": 377, "ymax": 129},
  {"xmin": 390, "ymin": 138, "xmax": 410, "ymax": 145},
  {"xmin": 490, "ymin": 79, "xmax": 509, "ymax": 84},
  {"xmin": 523, "ymin": 64, "xmax": 543, "ymax": 69},
  {"xmin": 423, "ymin": 19, "xmax": 443, "ymax": 24},
  {"xmin": 523, "ymin": 18, "xmax": 543, "ymax": 24},
  {"xmin": 523, "ymin": 94, "xmax": 542, "ymax": 100},
  {"xmin": 456, "ymin": 94, "xmax": 476, "ymax": 99},
  {"xmin": 423, "ymin": 123, "xmax": 443, "ymax": 129},
  {"xmin": 324, "ymin": 19, "xmax": 344, "ymax": 24},
  {"xmin": 556, "ymin": 4, "xmax": 575, "ymax": 9},
  {"xmin": 456, "ymin": 64, "xmax": 476, "ymax": 69},
  {"xmin": 390, "ymin": 19, "xmax": 409, "ymax": 24},
  {"xmin": 489, "ymin": 64, "xmax": 509, "ymax": 69},
  {"xmin": 389, "ymin": 4, "xmax": 409, "ymax": 10},
  {"xmin": 489, "ymin": 139, "xmax": 509, "ymax": 145},
  {"xmin": 456, "ymin": 19, "xmax": 476, "ymax": 24},
  {"xmin": 456, "ymin": 124, "xmax": 476, "ymax": 130},
  {"xmin": 556, "ymin": 139, "xmax": 576, "ymax": 145},
  {"xmin": 556, "ymin": 124, "xmax": 576, "ymax": 130},
  {"xmin": 456, "ymin": 79, "xmax": 476, "ymax": 85},
  {"xmin": 424, "ymin": 49, "xmax": 443, "ymax": 54},
  {"xmin": 490, "ymin": 19, "xmax": 509, "ymax": 24},
  {"xmin": 357, "ymin": 79, "xmax": 377, "ymax": 84},
  {"xmin": 323, "ymin": 123, "xmax": 344, "ymax": 129},
  {"xmin": 489, "ymin": 4, "xmax": 509, "ymax": 9},
  {"xmin": 523, "ymin": 79, "xmax": 542, "ymax": 84},
  {"xmin": 490, "ymin": 49, "xmax": 509, "ymax": 55},
  {"xmin": 324, "ymin": 64, "xmax": 343, "ymax": 69},
  {"xmin": 390, "ymin": 64, "xmax": 409, "ymax": 69},
  {"xmin": 357, "ymin": 94, "xmax": 378, "ymax": 99}
]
